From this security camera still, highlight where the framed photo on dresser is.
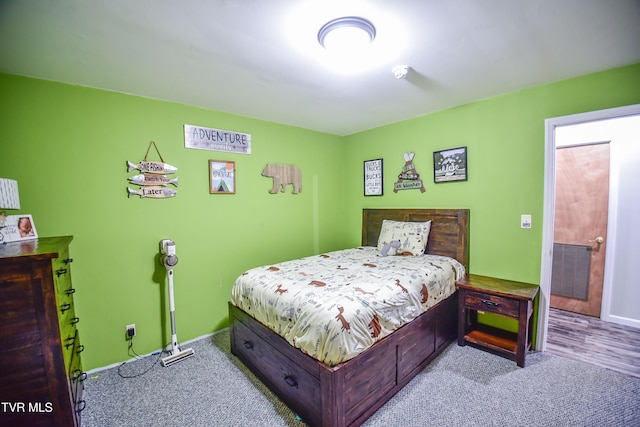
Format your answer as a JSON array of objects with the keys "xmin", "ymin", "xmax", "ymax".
[{"xmin": 0, "ymin": 214, "xmax": 38, "ymax": 243}]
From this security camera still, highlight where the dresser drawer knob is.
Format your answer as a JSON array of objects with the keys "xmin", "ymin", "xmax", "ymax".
[
  {"xmin": 65, "ymin": 336, "xmax": 75, "ymax": 349},
  {"xmin": 76, "ymin": 400, "xmax": 86, "ymax": 413},
  {"xmin": 56, "ymin": 268, "xmax": 68, "ymax": 277},
  {"xmin": 481, "ymin": 299, "xmax": 500, "ymax": 307},
  {"xmin": 243, "ymin": 340, "xmax": 254, "ymax": 350},
  {"xmin": 76, "ymin": 345, "xmax": 85, "ymax": 354},
  {"xmin": 66, "ymin": 288, "xmax": 76, "ymax": 295},
  {"xmin": 64, "ymin": 258, "xmax": 74, "ymax": 264},
  {"xmin": 70, "ymin": 317, "xmax": 80, "ymax": 325},
  {"xmin": 72, "ymin": 370, "xmax": 87, "ymax": 383},
  {"xmin": 60, "ymin": 303, "xmax": 71, "ymax": 313},
  {"xmin": 284, "ymin": 375, "xmax": 298, "ymax": 388}
]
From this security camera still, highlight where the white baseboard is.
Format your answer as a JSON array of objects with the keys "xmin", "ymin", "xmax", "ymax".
[
  {"xmin": 603, "ymin": 314, "xmax": 640, "ymax": 329},
  {"xmin": 86, "ymin": 328, "xmax": 229, "ymax": 375}
]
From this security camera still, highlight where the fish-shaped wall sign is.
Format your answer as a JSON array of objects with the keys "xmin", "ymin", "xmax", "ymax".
[
  {"xmin": 127, "ymin": 186, "xmax": 177, "ymax": 199},
  {"xmin": 127, "ymin": 160, "xmax": 178, "ymax": 175},
  {"xmin": 128, "ymin": 173, "xmax": 178, "ymax": 187}
]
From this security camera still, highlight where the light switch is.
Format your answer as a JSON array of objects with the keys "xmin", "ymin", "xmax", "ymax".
[{"xmin": 521, "ymin": 214, "xmax": 532, "ymax": 229}]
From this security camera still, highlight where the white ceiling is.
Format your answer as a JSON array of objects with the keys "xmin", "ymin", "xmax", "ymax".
[{"xmin": 1, "ymin": 0, "xmax": 639, "ymax": 136}]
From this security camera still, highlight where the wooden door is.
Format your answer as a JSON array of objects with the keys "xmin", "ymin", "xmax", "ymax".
[{"xmin": 551, "ymin": 143, "xmax": 609, "ymax": 317}]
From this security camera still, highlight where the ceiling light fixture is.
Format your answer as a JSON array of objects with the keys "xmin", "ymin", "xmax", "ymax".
[{"xmin": 317, "ymin": 16, "xmax": 376, "ymax": 54}]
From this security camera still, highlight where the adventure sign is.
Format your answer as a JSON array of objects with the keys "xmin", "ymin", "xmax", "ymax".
[{"xmin": 184, "ymin": 124, "xmax": 251, "ymax": 154}]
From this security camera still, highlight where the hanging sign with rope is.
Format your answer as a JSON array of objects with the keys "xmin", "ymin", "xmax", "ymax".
[{"xmin": 126, "ymin": 141, "xmax": 179, "ymax": 199}]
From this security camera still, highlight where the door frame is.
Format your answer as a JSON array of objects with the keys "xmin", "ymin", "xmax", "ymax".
[{"xmin": 537, "ymin": 104, "xmax": 640, "ymax": 351}]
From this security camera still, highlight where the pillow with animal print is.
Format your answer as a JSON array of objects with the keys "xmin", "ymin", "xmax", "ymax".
[{"xmin": 376, "ymin": 220, "xmax": 431, "ymax": 256}]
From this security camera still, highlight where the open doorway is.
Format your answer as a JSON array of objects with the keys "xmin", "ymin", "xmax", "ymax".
[
  {"xmin": 538, "ymin": 105, "xmax": 640, "ymax": 377},
  {"xmin": 538, "ymin": 104, "xmax": 640, "ymax": 353}
]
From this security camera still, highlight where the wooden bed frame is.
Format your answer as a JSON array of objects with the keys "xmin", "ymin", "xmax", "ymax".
[{"xmin": 229, "ymin": 208, "xmax": 469, "ymax": 427}]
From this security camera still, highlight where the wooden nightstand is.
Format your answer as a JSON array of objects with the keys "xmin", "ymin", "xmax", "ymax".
[{"xmin": 456, "ymin": 274, "xmax": 539, "ymax": 367}]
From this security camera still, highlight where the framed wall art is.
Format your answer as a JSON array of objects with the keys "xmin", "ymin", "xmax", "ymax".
[
  {"xmin": 433, "ymin": 146, "xmax": 468, "ymax": 183},
  {"xmin": 209, "ymin": 160, "xmax": 236, "ymax": 194},
  {"xmin": 364, "ymin": 158, "xmax": 383, "ymax": 196}
]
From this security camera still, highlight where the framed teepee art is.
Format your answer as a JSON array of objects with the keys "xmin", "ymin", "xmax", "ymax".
[
  {"xmin": 209, "ymin": 160, "xmax": 236, "ymax": 194},
  {"xmin": 433, "ymin": 146, "xmax": 467, "ymax": 183}
]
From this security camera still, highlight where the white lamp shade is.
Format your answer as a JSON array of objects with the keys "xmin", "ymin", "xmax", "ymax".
[{"xmin": 0, "ymin": 178, "xmax": 20, "ymax": 210}]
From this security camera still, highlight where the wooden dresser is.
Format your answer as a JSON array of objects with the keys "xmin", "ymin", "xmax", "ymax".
[{"xmin": 0, "ymin": 236, "xmax": 86, "ymax": 427}]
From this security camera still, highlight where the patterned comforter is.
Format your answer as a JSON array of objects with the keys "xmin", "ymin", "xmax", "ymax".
[{"xmin": 230, "ymin": 247, "xmax": 465, "ymax": 366}]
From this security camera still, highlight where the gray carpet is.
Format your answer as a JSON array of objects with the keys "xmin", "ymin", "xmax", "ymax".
[{"xmin": 81, "ymin": 329, "xmax": 640, "ymax": 427}]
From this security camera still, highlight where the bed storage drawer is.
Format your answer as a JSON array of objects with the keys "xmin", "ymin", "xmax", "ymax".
[
  {"xmin": 231, "ymin": 311, "xmax": 322, "ymax": 424},
  {"xmin": 396, "ymin": 309, "xmax": 436, "ymax": 381},
  {"xmin": 230, "ymin": 293, "xmax": 459, "ymax": 427},
  {"xmin": 435, "ymin": 292, "xmax": 458, "ymax": 349},
  {"xmin": 341, "ymin": 336, "xmax": 397, "ymax": 420}
]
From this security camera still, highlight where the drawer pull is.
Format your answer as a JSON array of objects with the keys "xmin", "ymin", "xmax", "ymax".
[
  {"xmin": 76, "ymin": 400, "xmax": 86, "ymax": 413},
  {"xmin": 481, "ymin": 299, "xmax": 500, "ymax": 307},
  {"xmin": 72, "ymin": 370, "xmax": 87, "ymax": 383},
  {"xmin": 243, "ymin": 340, "xmax": 254, "ymax": 350},
  {"xmin": 60, "ymin": 303, "xmax": 71, "ymax": 313},
  {"xmin": 283, "ymin": 375, "xmax": 298, "ymax": 388},
  {"xmin": 70, "ymin": 317, "xmax": 80, "ymax": 325},
  {"xmin": 65, "ymin": 336, "xmax": 75, "ymax": 349},
  {"xmin": 64, "ymin": 258, "xmax": 74, "ymax": 264},
  {"xmin": 76, "ymin": 345, "xmax": 85, "ymax": 354},
  {"xmin": 56, "ymin": 268, "xmax": 68, "ymax": 277},
  {"xmin": 66, "ymin": 288, "xmax": 76, "ymax": 295}
]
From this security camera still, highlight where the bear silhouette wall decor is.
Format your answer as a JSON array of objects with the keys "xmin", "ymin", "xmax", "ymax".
[{"xmin": 262, "ymin": 164, "xmax": 302, "ymax": 194}]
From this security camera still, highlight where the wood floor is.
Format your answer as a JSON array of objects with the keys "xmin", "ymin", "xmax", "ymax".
[{"xmin": 546, "ymin": 307, "xmax": 640, "ymax": 378}]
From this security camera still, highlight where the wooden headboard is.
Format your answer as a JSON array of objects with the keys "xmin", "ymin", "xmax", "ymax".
[{"xmin": 362, "ymin": 208, "xmax": 470, "ymax": 273}]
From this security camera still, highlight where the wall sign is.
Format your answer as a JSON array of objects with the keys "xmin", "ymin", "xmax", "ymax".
[
  {"xmin": 364, "ymin": 158, "xmax": 383, "ymax": 196},
  {"xmin": 433, "ymin": 146, "xmax": 467, "ymax": 183},
  {"xmin": 184, "ymin": 124, "xmax": 251, "ymax": 154},
  {"xmin": 394, "ymin": 152, "xmax": 425, "ymax": 192},
  {"xmin": 127, "ymin": 141, "xmax": 178, "ymax": 199}
]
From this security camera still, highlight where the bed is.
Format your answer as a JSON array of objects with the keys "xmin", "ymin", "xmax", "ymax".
[{"xmin": 229, "ymin": 208, "xmax": 469, "ymax": 427}]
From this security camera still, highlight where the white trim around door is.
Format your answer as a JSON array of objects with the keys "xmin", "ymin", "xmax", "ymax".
[{"xmin": 537, "ymin": 104, "xmax": 640, "ymax": 351}]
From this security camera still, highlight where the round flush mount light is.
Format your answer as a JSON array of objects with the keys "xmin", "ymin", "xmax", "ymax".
[{"xmin": 317, "ymin": 16, "xmax": 376, "ymax": 53}]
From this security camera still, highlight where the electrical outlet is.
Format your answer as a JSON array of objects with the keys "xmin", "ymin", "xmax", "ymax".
[
  {"xmin": 125, "ymin": 324, "xmax": 136, "ymax": 339},
  {"xmin": 521, "ymin": 214, "xmax": 532, "ymax": 229}
]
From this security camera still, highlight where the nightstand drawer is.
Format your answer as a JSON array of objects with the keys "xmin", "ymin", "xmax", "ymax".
[{"xmin": 464, "ymin": 291, "xmax": 519, "ymax": 318}]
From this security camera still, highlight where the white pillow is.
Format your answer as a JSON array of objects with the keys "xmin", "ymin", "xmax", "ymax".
[{"xmin": 376, "ymin": 220, "xmax": 432, "ymax": 256}]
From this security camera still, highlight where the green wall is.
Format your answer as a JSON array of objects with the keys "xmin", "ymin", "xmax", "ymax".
[
  {"xmin": 1, "ymin": 63, "xmax": 638, "ymax": 369},
  {"xmin": 0, "ymin": 74, "xmax": 345, "ymax": 369},
  {"xmin": 344, "ymin": 63, "xmax": 640, "ymax": 283},
  {"xmin": 342, "ymin": 63, "xmax": 640, "ymax": 333}
]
